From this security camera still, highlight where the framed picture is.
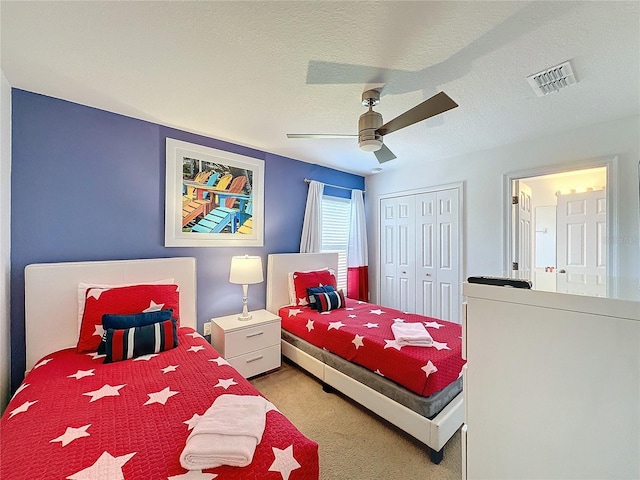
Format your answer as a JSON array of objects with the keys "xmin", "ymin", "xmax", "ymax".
[{"xmin": 165, "ymin": 138, "xmax": 264, "ymax": 247}]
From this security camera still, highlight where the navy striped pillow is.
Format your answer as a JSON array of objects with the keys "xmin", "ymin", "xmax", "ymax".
[
  {"xmin": 313, "ymin": 289, "xmax": 346, "ymax": 312},
  {"xmin": 307, "ymin": 285, "xmax": 335, "ymax": 310},
  {"xmin": 104, "ymin": 318, "xmax": 178, "ymax": 363}
]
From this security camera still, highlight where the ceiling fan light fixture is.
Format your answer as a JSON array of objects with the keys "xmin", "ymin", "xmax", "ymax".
[{"xmin": 359, "ymin": 138, "xmax": 383, "ymax": 152}]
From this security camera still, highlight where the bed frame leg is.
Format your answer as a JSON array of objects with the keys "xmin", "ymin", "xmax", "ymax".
[
  {"xmin": 429, "ymin": 447, "xmax": 444, "ymax": 464},
  {"xmin": 321, "ymin": 382, "xmax": 335, "ymax": 393}
]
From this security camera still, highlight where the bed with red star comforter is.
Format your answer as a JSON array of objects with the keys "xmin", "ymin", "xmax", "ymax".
[
  {"xmin": 1, "ymin": 327, "xmax": 319, "ymax": 480},
  {"xmin": 280, "ymin": 299, "xmax": 465, "ymax": 398}
]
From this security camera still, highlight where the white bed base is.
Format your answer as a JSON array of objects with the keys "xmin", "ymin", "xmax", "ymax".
[
  {"xmin": 24, "ymin": 257, "xmax": 197, "ymax": 371},
  {"xmin": 266, "ymin": 252, "xmax": 463, "ymax": 453}
]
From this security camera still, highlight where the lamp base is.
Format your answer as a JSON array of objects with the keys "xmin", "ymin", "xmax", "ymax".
[{"xmin": 237, "ymin": 312, "xmax": 253, "ymax": 322}]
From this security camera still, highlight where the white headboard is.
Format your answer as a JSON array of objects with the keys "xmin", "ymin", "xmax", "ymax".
[
  {"xmin": 24, "ymin": 257, "xmax": 197, "ymax": 370},
  {"xmin": 266, "ymin": 252, "xmax": 339, "ymax": 314}
]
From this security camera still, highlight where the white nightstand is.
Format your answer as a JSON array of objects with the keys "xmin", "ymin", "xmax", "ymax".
[{"xmin": 210, "ymin": 309, "xmax": 281, "ymax": 378}]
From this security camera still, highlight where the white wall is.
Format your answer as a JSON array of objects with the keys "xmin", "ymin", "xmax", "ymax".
[
  {"xmin": 0, "ymin": 69, "xmax": 11, "ymax": 412},
  {"xmin": 365, "ymin": 115, "xmax": 640, "ymax": 303}
]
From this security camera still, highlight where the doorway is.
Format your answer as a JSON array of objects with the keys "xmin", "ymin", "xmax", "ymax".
[{"xmin": 504, "ymin": 157, "xmax": 617, "ymax": 297}]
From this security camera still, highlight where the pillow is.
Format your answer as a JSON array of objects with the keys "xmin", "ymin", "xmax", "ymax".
[
  {"xmin": 306, "ymin": 285, "xmax": 335, "ymax": 310},
  {"xmin": 104, "ymin": 318, "xmax": 178, "ymax": 363},
  {"xmin": 77, "ymin": 278, "xmax": 173, "ymax": 333},
  {"xmin": 291, "ymin": 269, "xmax": 337, "ymax": 307},
  {"xmin": 97, "ymin": 309, "xmax": 174, "ymax": 354},
  {"xmin": 77, "ymin": 284, "xmax": 180, "ymax": 352},
  {"xmin": 313, "ymin": 289, "xmax": 346, "ymax": 312},
  {"xmin": 287, "ymin": 268, "xmax": 330, "ymax": 305}
]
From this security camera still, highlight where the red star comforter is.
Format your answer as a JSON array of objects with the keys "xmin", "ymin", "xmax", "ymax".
[
  {"xmin": 1, "ymin": 327, "xmax": 319, "ymax": 480},
  {"xmin": 279, "ymin": 299, "xmax": 465, "ymax": 397}
]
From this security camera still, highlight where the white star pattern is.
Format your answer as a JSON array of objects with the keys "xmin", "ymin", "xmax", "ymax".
[
  {"xmin": 143, "ymin": 300, "xmax": 164, "ymax": 313},
  {"xmin": 187, "ymin": 332, "xmax": 203, "ymax": 339},
  {"xmin": 33, "ymin": 358, "xmax": 52, "ymax": 369},
  {"xmin": 430, "ymin": 340, "xmax": 451, "ymax": 351},
  {"xmin": 297, "ymin": 297, "xmax": 309, "ymax": 306},
  {"xmin": 392, "ymin": 318, "xmax": 404, "ymax": 323},
  {"xmin": 66, "ymin": 451, "xmax": 136, "ymax": 480},
  {"xmin": 306, "ymin": 319, "xmax": 314, "ymax": 332},
  {"xmin": 144, "ymin": 387, "xmax": 179, "ymax": 406},
  {"xmin": 50, "ymin": 424, "xmax": 91, "ymax": 447},
  {"xmin": 421, "ymin": 361, "xmax": 438, "ymax": 378},
  {"xmin": 87, "ymin": 288, "xmax": 107, "ymax": 300},
  {"xmin": 383, "ymin": 339, "xmax": 403, "ymax": 351},
  {"xmin": 328, "ymin": 321, "xmax": 345, "ymax": 331},
  {"xmin": 215, "ymin": 378, "xmax": 238, "ymax": 390},
  {"xmin": 268, "ymin": 445, "xmax": 301, "ymax": 480},
  {"xmin": 168, "ymin": 471, "xmax": 217, "ymax": 480},
  {"xmin": 133, "ymin": 353, "xmax": 159, "ymax": 361},
  {"xmin": 161, "ymin": 365, "xmax": 179, "ymax": 374},
  {"xmin": 12, "ymin": 383, "xmax": 29, "ymax": 398},
  {"xmin": 363, "ymin": 322, "xmax": 379, "ymax": 329},
  {"xmin": 348, "ymin": 314, "xmax": 357, "ymax": 318},
  {"xmin": 209, "ymin": 357, "xmax": 230, "ymax": 366},
  {"xmin": 8, "ymin": 400, "xmax": 38, "ymax": 418},
  {"xmin": 352, "ymin": 334, "xmax": 364, "ymax": 350},
  {"xmin": 183, "ymin": 413, "xmax": 201, "ymax": 431},
  {"xmin": 370, "ymin": 309, "xmax": 385, "ymax": 315},
  {"xmin": 187, "ymin": 345, "xmax": 205, "ymax": 353},
  {"xmin": 424, "ymin": 321, "xmax": 444, "ymax": 329},
  {"xmin": 86, "ymin": 352, "xmax": 106, "ymax": 360},
  {"xmin": 68, "ymin": 369, "xmax": 95, "ymax": 380},
  {"xmin": 93, "ymin": 324, "xmax": 104, "ymax": 338},
  {"xmin": 357, "ymin": 301, "xmax": 366, "ymax": 304},
  {"xmin": 288, "ymin": 309, "xmax": 302, "ymax": 317},
  {"xmin": 374, "ymin": 369, "xmax": 384, "ymax": 376},
  {"xmin": 83, "ymin": 384, "xmax": 126, "ymax": 403},
  {"xmin": 345, "ymin": 307, "xmax": 355, "ymax": 311}
]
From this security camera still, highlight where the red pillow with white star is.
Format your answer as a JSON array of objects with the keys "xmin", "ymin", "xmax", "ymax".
[
  {"xmin": 292, "ymin": 269, "xmax": 337, "ymax": 307},
  {"xmin": 76, "ymin": 284, "xmax": 180, "ymax": 352}
]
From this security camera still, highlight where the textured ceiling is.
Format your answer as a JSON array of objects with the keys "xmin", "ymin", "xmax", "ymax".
[{"xmin": 2, "ymin": 1, "xmax": 639, "ymax": 176}]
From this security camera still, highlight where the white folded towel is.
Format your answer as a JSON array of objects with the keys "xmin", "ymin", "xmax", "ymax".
[
  {"xmin": 391, "ymin": 322, "xmax": 433, "ymax": 347},
  {"xmin": 180, "ymin": 394, "xmax": 268, "ymax": 470}
]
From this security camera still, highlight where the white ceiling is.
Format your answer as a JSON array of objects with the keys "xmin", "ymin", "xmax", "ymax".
[{"xmin": 2, "ymin": 1, "xmax": 639, "ymax": 176}]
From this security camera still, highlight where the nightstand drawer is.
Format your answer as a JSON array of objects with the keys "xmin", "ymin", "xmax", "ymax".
[
  {"xmin": 227, "ymin": 344, "xmax": 281, "ymax": 378},
  {"xmin": 224, "ymin": 321, "xmax": 280, "ymax": 358}
]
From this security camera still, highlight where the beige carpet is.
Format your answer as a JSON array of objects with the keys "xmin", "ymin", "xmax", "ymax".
[{"xmin": 251, "ymin": 360, "xmax": 462, "ymax": 480}]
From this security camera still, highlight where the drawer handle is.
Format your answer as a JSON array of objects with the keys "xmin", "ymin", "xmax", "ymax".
[
  {"xmin": 246, "ymin": 355, "xmax": 264, "ymax": 363},
  {"xmin": 246, "ymin": 331, "xmax": 264, "ymax": 338}
]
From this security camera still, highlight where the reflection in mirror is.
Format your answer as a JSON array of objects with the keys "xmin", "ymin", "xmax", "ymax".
[{"xmin": 534, "ymin": 205, "xmax": 556, "ymax": 268}]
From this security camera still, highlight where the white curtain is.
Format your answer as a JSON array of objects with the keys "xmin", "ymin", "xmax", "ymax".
[
  {"xmin": 348, "ymin": 189, "xmax": 367, "ymax": 267},
  {"xmin": 347, "ymin": 189, "xmax": 369, "ymax": 301},
  {"xmin": 299, "ymin": 180, "xmax": 324, "ymax": 253}
]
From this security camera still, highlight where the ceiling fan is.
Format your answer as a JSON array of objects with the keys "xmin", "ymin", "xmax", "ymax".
[{"xmin": 287, "ymin": 90, "xmax": 458, "ymax": 163}]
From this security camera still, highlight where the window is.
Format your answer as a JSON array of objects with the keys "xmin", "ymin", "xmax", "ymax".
[{"xmin": 321, "ymin": 195, "xmax": 350, "ymax": 291}]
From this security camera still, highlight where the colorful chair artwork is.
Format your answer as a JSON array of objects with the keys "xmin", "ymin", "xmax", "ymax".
[
  {"xmin": 191, "ymin": 176, "xmax": 251, "ymax": 234},
  {"xmin": 181, "ymin": 173, "xmax": 233, "ymax": 228}
]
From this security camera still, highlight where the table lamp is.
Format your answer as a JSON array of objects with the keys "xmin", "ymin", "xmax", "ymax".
[{"xmin": 229, "ymin": 255, "xmax": 264, "ymax": 321}]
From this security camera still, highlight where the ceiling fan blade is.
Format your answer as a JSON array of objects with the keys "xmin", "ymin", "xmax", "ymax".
[
  {"xmin": 374, "ymin": 143, "xmax": 397, "ymax": 163},
  {"xmin": 376, "ymin": 91, "xmax": 458, "ymax": 137},
  {"xmin": 287, "ymin": 133, "xmax": 357, "ymax": 139}
]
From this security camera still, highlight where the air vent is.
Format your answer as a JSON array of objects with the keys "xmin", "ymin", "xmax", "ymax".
[{"xmin": 527, "ymin": 61, "xmax": 577, "ymax": 96}]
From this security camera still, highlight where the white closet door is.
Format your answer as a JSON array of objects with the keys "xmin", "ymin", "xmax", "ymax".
[
  {"xmin": 379, "ymin": 187, "xmax": 460, "ymax": 321},
  {"xmin": 416, "ymin": 192, "xmax": 437, "ymax": 317},
  {"xmin": 380, "ymin": 197, "xmax": 398, "ymax": 308},
  {"xmin": 396, "ymin": 196, "xmax": 416, "ymax": 313},
  {"xmin": 435, "ymin": 188, "xmax": 460, "ymax": 322}
]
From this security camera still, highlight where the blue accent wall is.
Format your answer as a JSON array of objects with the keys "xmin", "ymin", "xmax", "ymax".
[{"xmin": 10, "ymin": 89, "xmax": 364, "ymax": 391}]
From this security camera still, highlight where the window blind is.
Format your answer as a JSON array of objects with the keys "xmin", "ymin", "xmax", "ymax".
[{"xmin": 321, "ymin": 195, "xmax": 350, "ymax": 291}]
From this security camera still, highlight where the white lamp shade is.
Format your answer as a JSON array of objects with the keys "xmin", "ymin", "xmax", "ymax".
[{"xmin": 229, "ymin": 255, "xmax": 263, "ymax": 285}]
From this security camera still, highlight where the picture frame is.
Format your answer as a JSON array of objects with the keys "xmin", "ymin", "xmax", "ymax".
[{"xmin": 165, "ymin": 138, "xmax": 264, "ymax": 247}]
